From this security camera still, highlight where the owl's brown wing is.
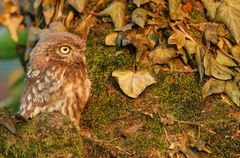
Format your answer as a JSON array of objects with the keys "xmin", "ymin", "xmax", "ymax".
[{"xmin": 19, "ymin": 66, "xmax": 66, "ymax": 118}]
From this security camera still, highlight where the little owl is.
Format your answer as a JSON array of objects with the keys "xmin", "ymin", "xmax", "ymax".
[{"xmin": 18, "ymin": 32, "xmax": 91, "ymax": 127}]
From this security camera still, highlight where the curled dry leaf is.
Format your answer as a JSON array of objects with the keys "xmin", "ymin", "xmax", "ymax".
[
  {"xmin": 148, "ymin": 47, "xmax": 180, "ymax": 64},
  {"xmin": 42, "ymin": 0, "xmax": 56, "ymax": 25},
  {"xmin": 68, "ymin": 0, "xmax": 86, "ymax": 13},
  {"xmin": 224, "ymin": 81, "xmax": 240, "ymax": 106},
  {"xmin": 112, "ymin": 69, "xmax": 156, "ymax": 98},
  {"xmin": 204, "ymin": 53, "xmax": 233, "ymax": 80},
  {"xmin": 99, "ymin": 1, "xmax": 126, "ymax": 29},
  {"xmin": 74, "ymin": 16, "xmax": 97, "ymax": 39},
  {"xmin": 132, "ymin": 8, "xmax": 157, "ymax": 28},
  {"xmin": 202, "ymin": 78, "xmax": 225, "ymax": 98},
  {"xmin": 105, "ymin": 32, "xmax": 118, "ymax": 46},
  {"xmin": 215, "ymin": 0, "xmax": 240, "ymax": 44},
  {"xmin": 168, "ymin": 29, "xmax": 186, "ymax": 49}
]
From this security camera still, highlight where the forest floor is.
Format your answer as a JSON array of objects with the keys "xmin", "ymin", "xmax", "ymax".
[{"xmin": 0, "ymin": 24, "xmax": 240, "ymax": 158}]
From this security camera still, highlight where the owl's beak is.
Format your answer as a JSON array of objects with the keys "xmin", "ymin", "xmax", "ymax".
[{"xmin": 73, "ymin": 53, "xmax": 86, "ymax": 64}]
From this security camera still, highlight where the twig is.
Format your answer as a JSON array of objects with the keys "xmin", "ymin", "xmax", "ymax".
[
  {"xmin": 80, "ymin": 131, "xmax": 134, "ymax": 156},
  {"xmin": 218, "ymin": 47, "xmax": 240, "ymax": 64},
  {"xmin": 159, "ymin": 68, "xmax": 198, "ymax": 73},
  {"xmin": 173, "ymin": 119, "xmax": 204, "ymax": 127}
]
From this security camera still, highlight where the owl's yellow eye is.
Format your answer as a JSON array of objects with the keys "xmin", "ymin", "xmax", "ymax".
[{"xmin": 59, "ymin": 46, "xmax": 71, "ymax": 54}]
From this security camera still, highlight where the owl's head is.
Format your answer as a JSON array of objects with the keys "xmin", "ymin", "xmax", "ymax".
[{"xmin": 31, "ymin": 32, "xmax": 87, "ymax": 67}]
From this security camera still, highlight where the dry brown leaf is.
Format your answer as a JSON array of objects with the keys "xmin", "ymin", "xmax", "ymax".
[
  {"xmin": 204, "ymin": 53, "xmax": 233, "ymax": 80},
  {"xmin": 112, "ymin": 69, "xmax": 156, "ymax": 98},
  {"xmin": 99, "ymin": 1, "xmax": 126, "ymax": 29},
  {"xmin": 202, "ymin": 78, "xmax": 225, "ymax": 98},
  {"xmin": 68, "ymin": 0, "xmax": 86, "ymax": 13},
  {"xmin": 215, "ymin": 0, "xmax": 240, "ymax": 44},
  {"xmin": 148, "ymin": 47, "xmax": 180, "ymax": 64},
  {"xmin": 224, "ymin": 81, "xmax": 240, "ymax": 106},
  {"xmin": 42, "ymin": 0, "xmax": 56, "ymax": 25},
  {"xmin": 168, "ymin": 29, "xmax": 186, "ymax": 49}
]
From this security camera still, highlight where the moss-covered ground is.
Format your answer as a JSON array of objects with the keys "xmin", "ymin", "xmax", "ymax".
[{"xmin": 0, "ymin": 23, "xmax": 240, "ymax": 157}]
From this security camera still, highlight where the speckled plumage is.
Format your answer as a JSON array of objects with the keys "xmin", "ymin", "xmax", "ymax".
[{"xmin": 19, "ymin": 32, "xmax": 91, "ymax": 126}]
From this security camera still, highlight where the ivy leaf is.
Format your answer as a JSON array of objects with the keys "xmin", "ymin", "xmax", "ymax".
[
  {"xmin": 112, "ymin": 69, "xmax": 156, "ymax": 98},
  {"xmin": 201, "ymin": 0, "xmax": 221, "ymax": 20},
  {"xmin": 148, "ymin": 47, "xmax": 180, "ymax": 64},
  {"xmin": 215, "ymin": 0, "xmax": 240, "ymax": 44},
  {"xmin": 68, "ymin": 0, "xmax": 86, "ymax": 13},
  {"xmin": 99, "ymin": 1, "xmax": 126, "ymax": 29},
  {"xmin": 204, "ymin": 53, "xmax": 233, "ymax": 80},
  {"xmin": 216, "ymin": 50, "xmax": 237, "ymax": 67},
  {"xmin": 202, "ymin": 78, "xmax": 225, "ymax": 98},
  {"xmin": 132, "ymin": 8, "xmax": 157, "ymax": 28},
  {"xmin": 224, "ymin": 81, "xmax": 240, "ymax": 106},
  {"xmin": 168, "ymin": 29, "xmax": 186, "ymax": 49},
  {"xmin": 133, "ymin": 0, "xmax": 151, "ymax": 7}
]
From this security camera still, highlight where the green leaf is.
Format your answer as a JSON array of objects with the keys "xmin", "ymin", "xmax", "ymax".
[
  {"xmin": 0, "ymin": 27, "xmax": 28, "ymax": 59},
  {"xmin": 68, "ymin": 0, "xmax": 86, "ymax": 13},
  {"xmin": 99, "ymin": 1, "xmax": 126, "ymax": 29},
  {"xmin": 202, "ymin": 78, "xmax": 225, "ymax": 98},
  {"xmin": 112, "ymin": 69, "xmax": 156, "ymax": 98},
  {"xmin": 224, "ymin": 81, "xmax": 240, "ymax": 106},
  {"xmin": 215, "ymin": 0, "xmax": 240, "ymax": 44},
  {"xmin": 204, "ymin": 53, "xmax": 233, "ymax": 80},
  {"xmin": 132, "ymin": 8, "xmax": 157, "ymax": 28},
  {"xmin": 216, "ymin": 50, "xmax": 237, "ymax": 67}
]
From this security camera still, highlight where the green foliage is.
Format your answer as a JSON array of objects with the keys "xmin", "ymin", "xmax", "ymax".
[{"xmin": 0, "ymin": 27, "xmax": 28, "ymax": 59}]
